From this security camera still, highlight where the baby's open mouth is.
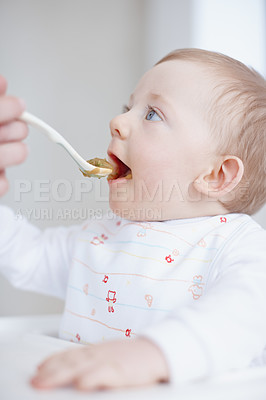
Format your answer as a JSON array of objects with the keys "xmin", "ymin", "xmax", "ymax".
[{"xmin": 107, "ymin": 153, "xmax": 132, "ymax": 181}]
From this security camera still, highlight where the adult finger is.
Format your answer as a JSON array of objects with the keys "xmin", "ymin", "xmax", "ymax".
[
  {"xmin": 0, "ymin": 142, "xmax": 28, "ymax": 169},
  {"xmin": 0, "ymin": 170, "xmax": 9, "ymax": 196},
  {"xmin": 0, "ymin": 121, "xmax": 28, "ymax": 143},
  {"xmin": 0, "ymin": 95, "xmax": 26, "ymax": 124},
  {"xmin": 0, "ymin": 75, "xmax": 7, "ymax": 95}
]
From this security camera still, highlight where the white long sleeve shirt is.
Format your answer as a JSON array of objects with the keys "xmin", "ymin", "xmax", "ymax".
[{"xmin": 1, "ymin": 205, "xmax": 266, "ymax": 384}]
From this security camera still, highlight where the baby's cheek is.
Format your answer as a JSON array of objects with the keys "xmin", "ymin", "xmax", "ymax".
[{"xmin": 134, "ymin": 174, "xmax": 163, "ymax": 204}]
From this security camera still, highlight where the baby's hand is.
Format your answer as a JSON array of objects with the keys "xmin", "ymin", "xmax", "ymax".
[
  {"xmin": 0, "ymin": 75, "xmax": 28, "ymax": 196},
  {"xmin": 31, "ymin": 338, "xmax": 169, "ymax": 391}
]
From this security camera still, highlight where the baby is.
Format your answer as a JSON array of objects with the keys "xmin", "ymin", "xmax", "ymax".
[{"xmin": 0, "ymin": 48, "xmax": 266, "ymax": 392}]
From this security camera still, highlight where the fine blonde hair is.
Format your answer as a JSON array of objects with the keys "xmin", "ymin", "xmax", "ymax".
[{"xmin": 156, "ymin": 48, "xmax": 266, "ymax": 215}]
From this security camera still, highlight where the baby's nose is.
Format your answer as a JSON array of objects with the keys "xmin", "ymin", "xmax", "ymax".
[{"xmin": 109, "ymin": 114, "xmax": 129, "ymax": 139}]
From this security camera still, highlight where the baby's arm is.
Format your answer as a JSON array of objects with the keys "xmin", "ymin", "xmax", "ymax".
[
  {"xmin": 0, "ymin": 206, "xmax": 81, "ymax": 299},
  {"xmin": 0, "ymin": 75, "xmax": 28, "ymax": 195},
  {"xmin": 141, "ymin": 227, "xmax": 266, "ymax": 383},
  {"xmin": 31, "ymin": 226, "xmax": 266, "ymax": 390}
]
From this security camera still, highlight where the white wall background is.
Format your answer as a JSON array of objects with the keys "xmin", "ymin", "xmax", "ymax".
[
  {"xmin": 0, "ymin": 0, "xmax": 265, "ymax": 315},
  {"xmin": 0, "ymin": 0, "xmax": 147, "ymax": 315}
]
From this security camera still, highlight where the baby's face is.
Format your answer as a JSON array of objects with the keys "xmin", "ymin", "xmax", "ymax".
[{"xmin": 107, "ymin": 60, "xmax": 215, "ymax": 220}]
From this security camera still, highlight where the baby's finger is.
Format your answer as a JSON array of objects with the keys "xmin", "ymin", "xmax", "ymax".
[
  {"xmin": 75, "ymin": 362, "xmax": 123, "ymax": 392},
  {"xmin": 0, "ymin": 96, "xmax": 25, "ymax": 124},
  {"xmin": 37, "ymin": 347, "xmax": 92, "ymax": 371},
  {"xmin": 32, "ymin": 349, "xmax": 94, "ymax": 389},
  {"xmin": 0, "ymin": 76, "xmax": 7, "ymax": 95},
  {"xmin": 0, "ymin": 170, "xmax": 9, "ymax": 196},
  {"xmin": 0, "ymin": 142, "xmax": 28, "ymax": 170},
  {"xmin": 0, "ymin": 121, "xmax": 28, "ymax": 143},
  {"xmin": 32, "ymin": 357, "xmax": 74, "ymax": 388},
  {"xmin": 31, "ymin": 366, "xmax": 77, "ymax": 389}
]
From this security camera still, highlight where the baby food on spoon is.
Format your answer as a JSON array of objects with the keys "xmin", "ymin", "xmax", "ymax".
[
  {"xmin": 80, "ymin": 155, "xmax": 132, "ymax": 180},
  {"xmin": 107, "ymin": 153, "xmax": 132, "ymax": 181},
  {"xmin": 81, "ymin": 158, "xmax": 113, "ymax": 178}
]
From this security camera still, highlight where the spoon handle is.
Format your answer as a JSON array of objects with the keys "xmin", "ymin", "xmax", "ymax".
[{"xmin": 19, "ymin": 111, "xmax": 105, "ymax": 174}]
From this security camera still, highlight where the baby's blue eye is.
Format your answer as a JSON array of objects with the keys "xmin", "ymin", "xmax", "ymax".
[{"xmin": 146, "ymin": 109, "xmax": 162, "ymax": 121}]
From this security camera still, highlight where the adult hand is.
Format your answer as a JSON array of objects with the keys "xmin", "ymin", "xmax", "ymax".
[
  {"xmin": 31, "ymin": 338, "xmax": 169, "ymax": 392},
  {"xmin": 0, "ymin": 75, "xmax": 28, "ymax": 196}
]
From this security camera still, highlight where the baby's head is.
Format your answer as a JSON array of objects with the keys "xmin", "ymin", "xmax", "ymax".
[{"xmin": 107, "ymin": 48, "xmax": 266, "ymax": 221}]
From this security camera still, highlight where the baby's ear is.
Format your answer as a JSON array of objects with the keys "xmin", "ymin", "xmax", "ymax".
[{"xmin": 193, "ymin": 156, "xmax": 244, "ymax": 199}]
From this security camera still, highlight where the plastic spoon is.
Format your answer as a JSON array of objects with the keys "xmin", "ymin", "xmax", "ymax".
[{"xmin": 19, "ymin": 111, "xmax": 112, "ymax": 178}]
